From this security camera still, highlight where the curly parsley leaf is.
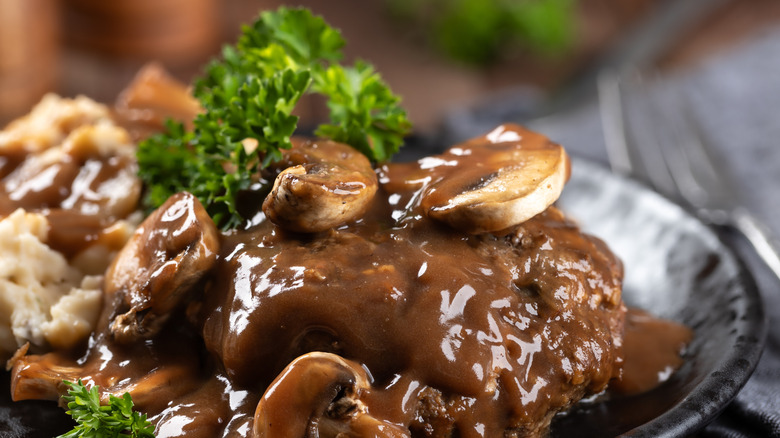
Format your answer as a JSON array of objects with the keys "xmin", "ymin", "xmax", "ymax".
[
  {"xmin": 136, "ymin": 120, "xmax": 196, "ymax": 211},
  {"xmin": 238, "ymin": 7, "xmax": 345, "ymax": 65},
  {"xmin": 313, "ymin": 61, "xmax": 411, "ymax": 162},
  {"xmin": 58, "ymin": 379, "xmax": 155, "ymax": 438},
  {"xmin": 192, "ymin": 67, "xmax": 312, "ymax": 229},
  {"xmin": 137, "ymin": 6, "xmax": 411, "ymax": 229}
]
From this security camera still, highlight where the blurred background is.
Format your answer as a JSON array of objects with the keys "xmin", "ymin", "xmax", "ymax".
[
  {"xmin": 3, "ymin": 2, "xmax": 780, "ymax": 436},
  {"xmin": 2, "ymin": 0, "xmax": 780, "ymax": 133}
]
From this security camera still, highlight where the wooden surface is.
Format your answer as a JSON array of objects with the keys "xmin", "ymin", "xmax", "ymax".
[
  {"xmin": 2, "ymin": 0, "xmax": 780, "ymax": 129},
  {"xmin": 0, "ymin": 0, "xmax": 59, "ymax": 125}
]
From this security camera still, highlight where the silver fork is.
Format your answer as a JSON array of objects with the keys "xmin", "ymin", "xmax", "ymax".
[{"xmin": 597, "ymin": 71, "xmax": 780, "ymax": 280}]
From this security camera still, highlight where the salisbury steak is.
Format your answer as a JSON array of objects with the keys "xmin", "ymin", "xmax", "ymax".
[
  {"xmin": 10, "ymin": 124, "xmax": 625, "ymax": 437},
  {"xmin": 200, "ymin": 124, "xmax": 625, "ymax": 436}
]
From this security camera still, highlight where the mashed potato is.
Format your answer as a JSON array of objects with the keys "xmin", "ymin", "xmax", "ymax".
[
  {"xmin": 0, "ymin": 209, "xmax": 102, "ymax": 359},
  {"xmin": 0, "ymin": 94, "xmax": 141, "ymax": 361},
  {"xmin": 0, "ymin": 93, "xmax": 113, "ymax": 154}
]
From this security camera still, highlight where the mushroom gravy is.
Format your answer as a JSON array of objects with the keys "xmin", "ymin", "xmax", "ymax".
[
  {"xmin": 7, "ymin": 125, "xmax": 629, "ymax": 437},
  {"xmin": 2, "ymin": 84, "xmax": 691, "ymax": 437}
]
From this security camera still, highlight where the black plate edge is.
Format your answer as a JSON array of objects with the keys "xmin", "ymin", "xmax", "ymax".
[{"xmin": 563, "ymin": 157, "xmax": 769, "ymax": 437}]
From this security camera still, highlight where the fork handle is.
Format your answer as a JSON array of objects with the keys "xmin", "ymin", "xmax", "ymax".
[{"xmin": 732, "ymin": 207, "xmax": 780, "ymax": 281}]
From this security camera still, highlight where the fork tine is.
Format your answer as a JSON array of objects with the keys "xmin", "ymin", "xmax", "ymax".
[
  {"xmin": 678, "ymin": 99, "xmax": 736, "ymax": 202},
  {"xmin": 625, "ymin": 80, "xmax": 683, "ymax": 198},
  {"xmin": 598, "ymin": 71, "xmax": 633, "ymax": 176},
  {"xmin": 655, "ymin": 90, "xmax": 735, "ymax": 213},
  {"xmin": 651, "ymin": 96, "xmax": 709, "ymax": 207},
  {"xmin": 598, "ymin": 72, "xmax": 679, "ymax": 199},
  {"xmin": 599, "ymin": 71, "xmax": 780, "ymax": 280}
]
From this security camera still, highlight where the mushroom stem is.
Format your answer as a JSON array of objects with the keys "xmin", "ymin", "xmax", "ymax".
[{"xmin": 10, "ymin": 353, "xmax": 82, "ymax": 402}]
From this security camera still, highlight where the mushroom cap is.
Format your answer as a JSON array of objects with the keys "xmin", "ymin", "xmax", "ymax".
[
  {"xmin": 262, "ymin": 139, "xmax": 378, "ymax": 233},
  {"xmin": 421, "ymin": 124, "xmax": 570, "ymax": 234},
  {"xmin": 105, "ymin": 191, "xmax": 219, "ymax": 343}
]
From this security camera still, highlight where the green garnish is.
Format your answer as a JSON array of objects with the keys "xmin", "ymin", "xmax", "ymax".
[
  {"xmin": 137, "ymin": 7, "xmax": 411, "ymax": 229},
  {"xmin": 387, "ymin": 0, "xmax": 575, "ymax": 65},
  {"xmin": 313, "ymin": 61, "xmax": 409, "ymax": 163},
  {"xmin": 58, "ymin": 380, "xmax": 155, "ymax": 438}
]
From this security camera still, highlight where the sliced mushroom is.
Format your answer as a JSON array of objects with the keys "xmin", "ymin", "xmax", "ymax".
[
  {"xmin": 418, "ymin": 124, "xmax": 569, "ymax": 234},
  {"xmin": 8, "ymin": 346, "xmax": 79, "ymax": 402},
  {"xmin": 253, "ymin": 352, "xmax": 410, "ymax": 438},
  {"xmin": 103, "ymin": 364, "xmax": 202, "ymax": 414},
  {"xmin": 106, "ymin": 192, "xmax": 219, "ymax": 343},
  {"xmin": 10, "ymin": 345, "xmax": 202, "ymax": 415},
  {"xmin": 262, "ymin": 139, "xmax": 378, "ymax": 233}
]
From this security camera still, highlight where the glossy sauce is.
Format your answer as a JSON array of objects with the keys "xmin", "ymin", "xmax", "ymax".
[
  {"xmin": 7, "ymin": 124, "xmax": 689, "ymax": 437},
  {"xmin": 1, "ymin": 124, "xmax": 141, "ymax": 261},
  {"xmin": 0, "ymin": 149, "xmax": 139, "ymax": 219},
  {"xmin": 609, "ymin": 308, "xmax": 693, "ymax": 396}
]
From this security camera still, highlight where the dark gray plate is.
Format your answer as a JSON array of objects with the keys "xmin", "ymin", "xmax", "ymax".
[
  {"xmin": 0, "ymin": 158, "xmax": 766, "ymax": 438},
  {"xmin": 551, "ymin": 158, "xmax": 766, "ymax": 437}
]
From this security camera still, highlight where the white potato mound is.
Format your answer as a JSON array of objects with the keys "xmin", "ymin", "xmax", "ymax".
[
  {"xmin": 0, "ymin": 93, "xmax": 141, "ymax": 361},
  {"xmin": 0, "ymin": 93, "xmax": 113, "ymax": 154},
  {"xmin": 0, "ymin": 209, "xmax": 103, "ymax": 360}
]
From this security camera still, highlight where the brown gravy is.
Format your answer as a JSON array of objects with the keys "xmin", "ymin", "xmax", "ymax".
[
  {"xmin": 609, "ymin": 308, "xmax": 693, "ymax": 396},
  {"xmin": 4, "ymin": 123, "xmax": 690, "ymax": 437},
  {"xmin": 0, "ymin": 124, "xmax": 140, "ymax": 261}
]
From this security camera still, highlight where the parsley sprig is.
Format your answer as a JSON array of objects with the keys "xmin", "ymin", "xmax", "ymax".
[
  {"xmin": 313, "ymin": 61, "xmax": 410, "ymax": 162},
  {"xmin": 137, "ymin": 7, "xmax": 411, "ymax": 229},
  {"xmin": 58, "ymin": 380, "xmax": 155, "ymax": 438}
]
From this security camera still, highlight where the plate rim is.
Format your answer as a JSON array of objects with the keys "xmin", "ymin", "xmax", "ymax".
[{"xmin": 560, "ymin": 156, "xmax": 768, "ymax": 438}]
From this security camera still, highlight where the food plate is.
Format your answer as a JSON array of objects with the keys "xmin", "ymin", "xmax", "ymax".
[
  {"xmin": 0, "ymin": 157, "xmax": 766, "ymax": 438},
  {"xmin": 551, "ymin": 158, "xmax": 766, "ymax": 437}
]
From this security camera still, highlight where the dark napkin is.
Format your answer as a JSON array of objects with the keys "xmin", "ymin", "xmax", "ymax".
[{"xmin": 439, "ymin": 27, "xmax": 780, "ymax": 438}]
